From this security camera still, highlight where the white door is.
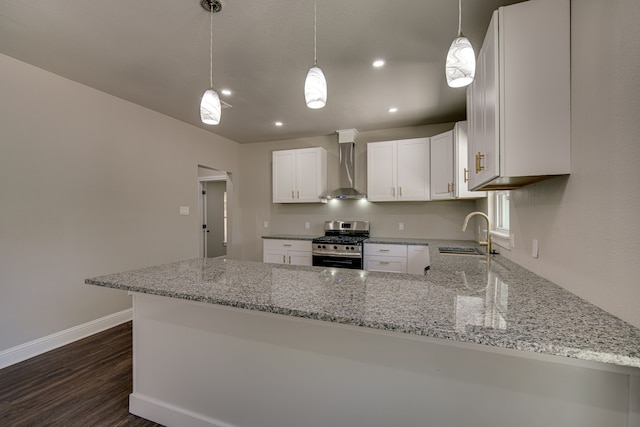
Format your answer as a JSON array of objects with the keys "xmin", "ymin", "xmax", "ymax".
[
  {"xmin": 397, "ymin": 138, "xmax": 429, "ymax": 201},
  {"xmin": 272, "ymin": 150, "xmax": 296, "ymax": 202},
  {"xmin": 366, "ymin": 141, "xmax": 397, "ymax": 201},
  {"xmin": 296, "ymin": 148, "xmax": 321, "ymax": 202},
  {"xmin": 430, "ymin": 132, "xmax": 454, "ymax": 200}
]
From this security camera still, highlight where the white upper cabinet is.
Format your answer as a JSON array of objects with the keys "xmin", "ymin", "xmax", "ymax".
[
  {"xmin": 466, "ymin": 0, "xmax": 570, "ymax": 191},
  {"xmin": 431, "ymin": 122, "xmax": 486, "ymax": 200},
  {"xmin": 430, "ymin": 130, "xmax": 455, "ymax": 200},
  {"xmin": 272, "ymin": 147, "xmax": 327, "ymax": 203},
  {"xmin": 367, "ymin": 138, "xmax": 430, "ymax": 202}
]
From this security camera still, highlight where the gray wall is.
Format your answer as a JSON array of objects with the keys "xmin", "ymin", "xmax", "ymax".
[
  {"xmin": 0, "ymin": 53, "xmax": 240, "ymax": 351},
  {"xmin": 483, "ymin": 0, "xmax": 640, "ymax": 328}
]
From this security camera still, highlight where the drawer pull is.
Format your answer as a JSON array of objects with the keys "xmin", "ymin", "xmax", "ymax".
[
  {"xmin": 379, "ymin": 262, "xmax": 390, "ymax": 265},
  {"xmin": 283, "ymin": 244, "xmax": 292, "ymax": 247},
  {"xmin": 379, "ymin": 249, "xmax": 390, "ymax": 252}
]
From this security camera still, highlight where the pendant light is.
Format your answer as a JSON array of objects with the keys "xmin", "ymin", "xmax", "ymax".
[
  {"xmin": 304, "ymin": 0, "xmax": 327, "ymax": 109},
  {"xmin": 200, "ymin": 0, "xmax": 222, "ymax": 125},
  {"xmin": 445, "ymin": 0, "xmax": 476, "ymax": 88}
]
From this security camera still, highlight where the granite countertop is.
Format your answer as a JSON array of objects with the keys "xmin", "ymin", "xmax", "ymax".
[
  {"xmin": 262, "ymin": 234, "xmax": 319, "ymax": 241},
  {"xmin": 86, "ymin": 240, "xmax": 640, "ymax": 370},
  {"xmin": 365, "ymin": 237, "xmax": 431, "ymax": 245}
]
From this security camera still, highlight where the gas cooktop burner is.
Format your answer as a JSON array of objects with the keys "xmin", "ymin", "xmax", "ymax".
[{"xmin": 312, "ymin": 235, "xmax": 368, "ymax": 245}]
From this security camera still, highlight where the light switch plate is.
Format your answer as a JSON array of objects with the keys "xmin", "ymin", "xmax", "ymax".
[
  {"xmin": 305, "ymin": 222, "xmax": 310, "ymax": 229},
  {"xmin": 399, "ymin": 222, "xmax": 404, "ymax": 231},
  {"xmin": 263, "ymin": 221, "xmax": 269, "ymax": 228}
]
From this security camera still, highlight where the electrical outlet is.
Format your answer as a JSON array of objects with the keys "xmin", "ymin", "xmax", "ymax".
[
  {"xmin": 399, "ymin": 222, "xmax": 404, "ymax": 231},
  {"xmin": 179, "ymin": 206, "xmax": 189, "ymax": 215},
  {"xmin": 305, "ymin": 222, "xmax": 310, "ymax": 229},
  {"xmin": 263, "ymin": 221, "xmax": 269, "ymax": 228}
]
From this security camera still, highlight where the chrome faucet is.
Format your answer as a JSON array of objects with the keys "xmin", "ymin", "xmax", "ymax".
[{"xmin": 462, "ymin": 211, "xmax": 492, "ymax": 256}]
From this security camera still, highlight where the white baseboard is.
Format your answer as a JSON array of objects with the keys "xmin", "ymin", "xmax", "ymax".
[
  {"xmin": 0, "ymin": 308, "xmax": 133, "ymax": 369},
  {"xmin": 130, "ymin": 393, "xmax": 235, "ymax": 427}
]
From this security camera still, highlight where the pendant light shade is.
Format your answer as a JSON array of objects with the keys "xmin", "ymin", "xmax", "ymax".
[
  {"xmin": 305, "ymin": 66, "xmax": 327, "ymax": 109},
  {"xmin": 200, "ymin": 89, "xmax": 221, "ymax": 125},
  {"xmin": 446, "ymin": 36, "xmax": 476, "ymax": 88},
  {"xmin": 305, "ymin": 0, "xmax": 326, "ymax": 109},
  {"xmin": 446, "ymin": 0, "xmax": 475, "ymax": 88}
]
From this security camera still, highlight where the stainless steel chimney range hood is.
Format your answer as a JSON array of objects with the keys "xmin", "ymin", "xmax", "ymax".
[{"xmin": 320, "ymin": 129, "xmax": 367, "ymax": 200}]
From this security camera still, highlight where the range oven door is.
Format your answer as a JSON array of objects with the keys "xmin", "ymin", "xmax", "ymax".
[{"xmin": 312, "ymin": 254, "xmax": 363, "ymax": 270}]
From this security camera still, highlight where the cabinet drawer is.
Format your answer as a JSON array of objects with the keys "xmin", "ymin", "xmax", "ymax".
[
  {"xmin": 364, "ymin": 256, "xmax": 407, "ymax": 273},
  {"xmin": 263, "ymin": 239, "xmax": 311, "ymax": 252},
  {"xmin": 364, "ymin": 243, "xmax": 407, "ymax": 257}
]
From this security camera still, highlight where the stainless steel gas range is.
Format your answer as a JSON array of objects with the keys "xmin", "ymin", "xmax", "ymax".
[{"xmin": 312, "ymin": 220, "xmax": 370, "ymax": 270}]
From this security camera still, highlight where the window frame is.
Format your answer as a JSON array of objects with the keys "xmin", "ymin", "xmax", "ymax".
[{"xmin": 488, "ymin": 190, "xmax": 511, "ymax": 250}]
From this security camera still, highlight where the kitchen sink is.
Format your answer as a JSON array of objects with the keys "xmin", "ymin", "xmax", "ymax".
[{"xmin": 438, "ymin": 246, "xmax": 485, "ymax": 256}]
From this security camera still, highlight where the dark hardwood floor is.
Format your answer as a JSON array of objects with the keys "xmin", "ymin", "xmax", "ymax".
[{"xmin": 0, "ymin": 321, "xmax": 163, "ymax": 427}]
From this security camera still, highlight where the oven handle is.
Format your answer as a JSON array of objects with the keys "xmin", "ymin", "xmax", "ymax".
[
  {"xmin": 312, "ymin": 252, "xmax": 361, "ymax": 259},
  {"xmin": 315, "ymin": 259, "xmax": 356, "ymax": 265}
]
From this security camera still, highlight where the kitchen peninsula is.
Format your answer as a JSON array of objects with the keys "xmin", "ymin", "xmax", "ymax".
[{"xmin": 86, "ymin": 243, "xmax": 640, "ymax": 427}]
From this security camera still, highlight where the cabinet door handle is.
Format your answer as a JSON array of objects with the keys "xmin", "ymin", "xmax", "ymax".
[
  {"xmin": 282, "ymin": 255, "xmax": 286, "ymax": 263},
  {"xmin": 399, "ymin": 186, "xmax": 403, "ymax": 196},
  {"xmin": 288, "ymin": 256, "xmax": 291, "ymax": 264},
  {"xmin": 476, "ymin": 152, "xmax": 485, "ymax": 173},
  {"xmin": 447, "ymin": 183, "xmax": 451, "ymax": 193},
  {"xmin": 464, "ymin": 168, "xmax": 469, "ymax": 183},
  {"xmin": 392, "ymin": 187, "xmax": 396, "ymax": 197},
  {"xmin": 297, "ymin": 190, "xmax": 300, "ymax": 199},
  {"xmin": 291, "ymin": 190, "xmax": 294, "ymax": 199}
]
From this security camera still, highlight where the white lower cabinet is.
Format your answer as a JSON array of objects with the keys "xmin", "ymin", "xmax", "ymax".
[
  {"xmin": 263, "ymin": 239, "xmax": 312, "ymax": 266},
  {"xmin": 407, "ymin": 245, "xmax": 430, "ymax": 275},
  {"xmin": 364, "ymin": 243, "xmax": 430, "ymax": 275}
]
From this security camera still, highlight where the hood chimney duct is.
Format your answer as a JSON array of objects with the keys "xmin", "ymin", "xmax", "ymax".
[{"xmin": 320, "ymin": 129, "xmax": 367, "ymax": 200}]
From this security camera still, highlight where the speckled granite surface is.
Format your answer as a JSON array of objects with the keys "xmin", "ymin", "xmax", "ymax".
[
  {"xmin": 262, "ymin": 234, "xmax": 319, "ymax": 241},
  {"xmin": 86, "ymin": 240, "xmax": 640, "ymax": 369},
  {"xmin": 365, "ymin": 237, "xmax": 431, "ymax": 245}
]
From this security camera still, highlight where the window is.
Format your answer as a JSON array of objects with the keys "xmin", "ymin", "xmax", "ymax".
[
  {"xmin": 495, "ymin": 191, "xmax": 510, "ymax": 233},
  {"xmin": 489, "ymin": 190, "xmax": 510, "ymax": 249}
]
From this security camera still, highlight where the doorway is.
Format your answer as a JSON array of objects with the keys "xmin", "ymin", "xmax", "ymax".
[{"xmin": 198, "ymin": 167, "xmax": 229, "ymax": 258}]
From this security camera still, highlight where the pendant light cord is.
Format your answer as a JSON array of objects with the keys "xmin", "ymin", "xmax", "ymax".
[
  {"xmin": 313, "ymin": 0, "xmax": 317, "ymax": 66},
  {"xmin": 209, "ymin": 2, "xmax": 213, "ymax": 88},
  {"xmin": 457, "ymin": 0, "xmax": 463, "ymax": 37}
]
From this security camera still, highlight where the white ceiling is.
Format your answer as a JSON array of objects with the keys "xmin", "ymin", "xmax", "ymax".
[{"xmin": 0, "ymin": 0, "xmax": 524, "ymax": 143}]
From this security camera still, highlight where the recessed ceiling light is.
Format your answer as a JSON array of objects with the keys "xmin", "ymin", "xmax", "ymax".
[
  {"xmin": 373, "ymin": 59, "xmax": 385, "ymax": 68},
  {"xmin": 387, "ymin": 107, "xmax": 398, "ymax": 113},
  {"xmin": 275, "ymin": 121, "xmax": 283, "ymax": 127},
  {"xmin": 221, "ymin": 89, "xmax": 232, "ymax": 96}
]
